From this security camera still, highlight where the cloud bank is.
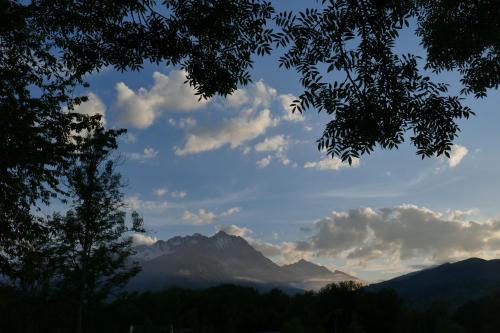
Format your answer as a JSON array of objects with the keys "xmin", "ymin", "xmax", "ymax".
[{"xmin": 296, "ymin": 205, "xmax": 500, "ymax": 264}]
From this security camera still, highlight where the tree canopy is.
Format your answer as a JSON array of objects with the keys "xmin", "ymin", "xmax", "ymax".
[{"xmin": 0, "ymin": 0, "xmax": 273, "ymax": 273}]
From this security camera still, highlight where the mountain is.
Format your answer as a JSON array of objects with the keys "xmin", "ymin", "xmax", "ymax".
[
  {"xmin": 283, "ymin": 259, "xmax": 361, "ymax": 291},
  {"xmin": 128, "ymin": 231, "xmax": 359, "ymax": 292},
  {"xmin": 366, "ymin": 257, "xmax": 500, "ymax": 307}
]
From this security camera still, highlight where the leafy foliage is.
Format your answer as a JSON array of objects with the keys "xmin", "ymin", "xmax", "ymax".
[
  {"xmin": 31, "ymin": 0, "xmax": 275, "ymax": 98},
  {"xmin": 46, "ymin": 126, "xmax": 144, "ymax": 333},
  {"xmin": 274, "ymin": 0, "xmax": 474, "ymax": 163},
  {"xmin": 0, "ymin": 0, "xmax": 274, "ymax": 275},
  {"xmin": 418, "ymin": 0, "xmax": 500, "ymax": 98}
]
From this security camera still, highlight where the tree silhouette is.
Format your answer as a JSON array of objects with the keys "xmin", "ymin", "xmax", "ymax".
[
  {"xmin": 275, "ymin": 1, "xmax": 477, "ymax": 162},
  {"xmin": 0, "ymin": 0, "xmax": 273, "ymax": 275},
  {"xmin": 47, "ymin": 124, "xmax": 144, "ymax": 333}
]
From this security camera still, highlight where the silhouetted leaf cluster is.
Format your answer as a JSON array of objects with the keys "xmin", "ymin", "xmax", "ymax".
[{"xmin": 274, "ymin": 0, "xmax": 480, "ymax": 163}]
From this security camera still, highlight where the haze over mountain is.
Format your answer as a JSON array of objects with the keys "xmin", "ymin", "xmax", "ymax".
[
  {"xmin": 367, "ymin": 257, "xmax": 500, "ymax": 307},
  {"xmin": 128, "ymin": 231, "xmax": 360, "ymax": 292}
]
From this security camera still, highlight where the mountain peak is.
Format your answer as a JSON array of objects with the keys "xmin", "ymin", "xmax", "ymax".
[
  {"xmin": 296, "ymin": 259, "xmax": 316, "ymax": 266},
  {"xmin": 211, "ymin": 230, "xmax": 245, "ymax": 250},
  {"xmin": 212, "ymin": 230, "xmax": 231, "ymax": 238},
  {"xmin": 283, "ymin": 259, "xmax": 334, "ymax": 277},
  {"xmin": 130, "ymin": 231, "xmax": 360, "ymax": 292}
]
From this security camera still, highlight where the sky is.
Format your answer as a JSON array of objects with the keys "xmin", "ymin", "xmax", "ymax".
[{"xmin": 71, "ymin": 2, "xmax": 500, "ymax": 282}]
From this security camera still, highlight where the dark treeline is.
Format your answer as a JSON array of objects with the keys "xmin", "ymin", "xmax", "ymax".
[{"xmin": 1, "ymin": 281, "xmax": 498, "ymax": 333}]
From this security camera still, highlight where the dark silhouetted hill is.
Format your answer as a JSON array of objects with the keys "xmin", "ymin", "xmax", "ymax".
[{"xmin": 366, "ymin": 257, "xmax": 500, "ymax": 307}]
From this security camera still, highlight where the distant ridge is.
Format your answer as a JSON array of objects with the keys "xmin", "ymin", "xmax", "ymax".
[
  {"xmin": 366, "ymin": 257, "xmax": 500, "ymax": 307},
  {"xmin": 128, "ymin": 231, "xmax": 360, "ymax": 292}
]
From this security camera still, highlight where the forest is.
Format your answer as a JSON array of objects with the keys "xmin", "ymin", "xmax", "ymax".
[{"xmin": 1, "ymin": 281, "xmax": 498, "ymax": 333}]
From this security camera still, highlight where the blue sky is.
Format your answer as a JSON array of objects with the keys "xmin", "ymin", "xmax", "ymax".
[{"xmin": 73, "ymin": 4, "xmax": 500, "ymax": 281}]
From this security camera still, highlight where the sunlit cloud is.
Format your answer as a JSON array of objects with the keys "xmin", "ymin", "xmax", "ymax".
[
  {"xmin": 448, "ymin": 144, "xmax": 469, "ymax": 168},
  {"xmin": 126, "ymin": 147, "xmax": 158, "ymax": 162},
  {"xmin": 182, "ymin": 209, "xmax": 217, "ymax": 225},
  {"xmin": 153, "ymin": 188, "xmax": 168, "ymax": 197},
  {"xmin": 295, "ymin": 205, "xmax": 500, "ymax": 265},
  {"xmin": 304, "ymin": 157, "xmax": 360, "ymax": 171},
  {"xmin": 115, "ymin": 70, "xmax": 208, "ymax": 129},
  {"xmin": 175, "ymin": 109, "xmax": 277, "ymax": 155}
]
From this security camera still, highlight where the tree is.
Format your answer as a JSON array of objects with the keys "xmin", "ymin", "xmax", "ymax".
[
  {"xmin": 275, "ymin": 1, "xmax": 472, "ymax": 162},
  {"xmin": 47, "ymin": 123, "xmax": 144, "ymax": 333},
  {"xmin": 0, "ymin": 0, "xmax": 273, "ymax": 275},
  {"xmin": 273, "ymin": 0, "xmax": 500, "ymax": 162}
]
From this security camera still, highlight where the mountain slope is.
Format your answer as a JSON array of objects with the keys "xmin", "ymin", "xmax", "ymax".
[
  {"xmin": 129, "ymin": 231, "xmax": 359, "ymax": 292},
  {"xmin": 366, "ymin": 257, "xmax": 500, "ymax": 307},
  {"xmin": 283, "ymin": 259, "xmax": 361, "ymax": 290}
]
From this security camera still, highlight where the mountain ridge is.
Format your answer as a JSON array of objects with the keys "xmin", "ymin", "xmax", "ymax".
[
  {"xmin": 128, "ymin": 231, "xmax": 360, "ymax": 292},
  {"xmin": 366, "ymin": 257, "xmax": 500, "ymax": 307}
]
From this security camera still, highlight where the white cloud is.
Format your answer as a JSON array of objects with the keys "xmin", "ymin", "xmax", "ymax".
[
  {"xmin": 171, "ymin": 191, "xmax": 187, "ymax": 199},
  {"xmin": 215, "ymin": 80, "xmax": 277, "ymax": 110},
  {"xmin": 181, "ymin": 207, "xmax": 239, "ymax": 226},
  {"xmin": 72, "ymin": 92, "xmax": 107, "ymax": 125},
  {"xmin": 115, "ymin": 70, "xmax": 208, "ymax": 129},
  {"xmin": 304, "ymin": 157, "xmax": 360, "ymax": 171},
  {"xmin": 254, "ymin": 135, "xmax": 295, "ymax": 168},
  {"xmin": 255, "ymin": 135, "xmax": 288, "ymax": 153},
  {"xmin": 295, "ymin": 205, "xmax": 500, "ymax": 265},
  {"xmin": 221, "ymin": 207, "xmax": 241, "ymax": 217},
  {"xmin": 153, "ymin": 188, "xmax": 168, "ymax": 197},
  {"xmin": 126, "ymin": 147, "xmax": 158, "ymax": 162},
  {"xmin": 160, "ymin": 79, "xmax": 303, "ymax": 158},
  {"xmin": 215, "ymin": 224, "xmax": 252, "ymax": 237},
  {"xmin": 252, "ymin": 80, "xmax": 278, "ymax": 108},
  {"xmin": 121, "ymin": 132, "xmax": 137, "ymax": 144},
  {"xmin": 256, "ymin": 155, "xmax": 272, "ymax": 168},
  {"xmin": 226, "ymin": 89, "xmax": 250, "ymax": 107},
  {"xmin": 175, "ymin": 109, "xmax": 276, "ymax": 155},
  {"xmin": 242, "ymin": 146, "xmax": 252, "ymax": 155},
  {"xmin": 448, "ymin": 144, "xmax": 469, "ymax": 168},
  {"xmin": 132, "ymin": 233, "xmax": 158, "ymax": 246},
  {"xmin": 279, "ymin": 93, "xmax": 303, "ymax": 122},
  {"xmin": 213, "ymin": 224, "xmax": 307, "ymax": 264},
  {"xmin": 168, "ymin": 117, "xmax": 197, "ymax": 128},
  {"xmin": 447, "ymin": 209, "xmax": 478, "ymax": 221},
  {"xmin": 125, "ymin": 196, "xmax": 169, "ymax": 212},
  {"xmin": 182, "ymin": 209, "xmax": 217, "ymax": 225},
  {"xmin": 143, "ymin": 147, "xmax": 158, "ymax": 158}
]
